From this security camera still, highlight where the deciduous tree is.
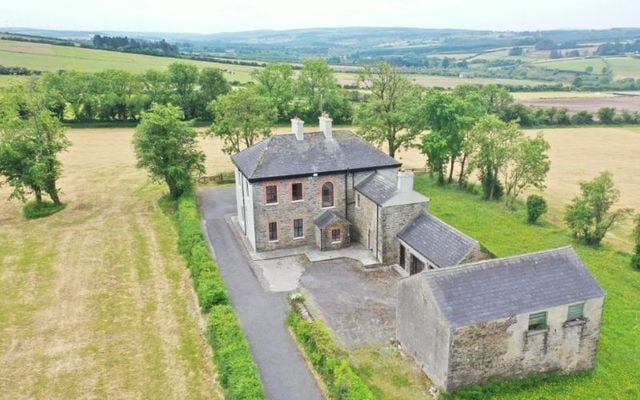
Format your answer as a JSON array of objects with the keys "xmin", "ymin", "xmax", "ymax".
[
  {"xmin": 252, "ymin": 63, "xmax": 296, "ymax": 121},
  {"xmin": 209, "ymin": 88, "xmax": 276, "ymax": 154},
  {"xmin": 564, "ymin": 171, "xmax": 633, "ymax": 246},
  {"xmin": 632, "ymin": 214, "xmax": 640, "ymax": 270},
  {"xmin": 354, "ymin": 62, "xmax": 420, "ymax": 158},
  {"xmin": 469, "ymin": 115, "xmax": 521, "ymax": 201},
  {"xmin": 133, "ymin": 104, "xmax": 205, "ymax": 199},
  {"xmin": 297, "ymin": 59, "xmax": 349, "ymax": 122},
  {"xmin": 0, "ymin": 81, "xmax": 70, "ymax": 205},
  {"xmin": 503, "ymin": 133, "xmax": 551, "ymax": 208}
]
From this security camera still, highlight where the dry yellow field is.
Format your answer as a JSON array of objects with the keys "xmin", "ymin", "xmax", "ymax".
[{"xmin": 0, "ymin": 129, "xmax": 222, "ymax": 399}]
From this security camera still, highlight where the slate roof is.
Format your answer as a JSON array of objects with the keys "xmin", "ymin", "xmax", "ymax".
[
  {"xmin": 397, "ymin": 212, "xmax": 479, "ymax": 268},
  {"xmin": 416, "ymin": 247, "xmax": 604, "ymax": 327},
  {"xmin": 355, "ymin": 173, "xmax": 398, "ymax": 204},
  {"xmin": 231, "ymin": 130, "xmax": 401, "ymax": 181},
  {"xmin": 314, "ymin": 210, "xmax": 350, "ymax": 229}
]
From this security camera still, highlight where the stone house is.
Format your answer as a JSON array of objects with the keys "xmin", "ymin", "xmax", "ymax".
[
  {"xmin": 231, "ymin": 114, "xmax": 469, "ymax": 268},
  {"xmin": 396, "ymin": 246, "xmax": 605, "ymax": 392}
]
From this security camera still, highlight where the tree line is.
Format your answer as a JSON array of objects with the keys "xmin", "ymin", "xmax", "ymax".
[{"xmin": 91, "ymin": 35, "xmax": 179, "ymax": 57}]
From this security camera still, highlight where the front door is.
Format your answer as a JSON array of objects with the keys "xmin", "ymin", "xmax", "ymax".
[{"xmin": 399, "ymin": 245, "xmax": 406, "ymax": 268}]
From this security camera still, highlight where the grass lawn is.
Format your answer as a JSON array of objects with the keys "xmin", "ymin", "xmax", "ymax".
[
  {"xmin": 0, "ymin": 129, "xmax": 222, "ymax": 399},
  {"xmin": 413, "ymin": 175, "xmax": 640, "ymax": 399},
  {"xmin": 0, "ymin": 39, "xmax": 255, "ymax": 82}
]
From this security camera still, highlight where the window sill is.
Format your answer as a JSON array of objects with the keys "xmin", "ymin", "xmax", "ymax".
[
  {"xmin": 563, "ymin": 318, "xmax": 586, "ymax": 328},
  {"xmin": 265, "ymin": 202, "xmax": 279, "ymax": 206},
  {"xmin": 293, "ymin": 236, "xmax": 305, "ymax": 240},
  {"xmin": 321, "ymin": 205, "xmax": 336, "ymax": 209},
  {"xmin": 291, "ymin": 199, "xmax": 304, "ymax": 203},
  {"xmin": 331, "ymin": 241, "xmax": 342, "ymax": 244},
  {"xmin": 526, "ymin": 327, "xmax": 549, "ymax": 336}
]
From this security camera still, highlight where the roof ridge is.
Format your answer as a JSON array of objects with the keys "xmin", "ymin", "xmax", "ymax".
[
  {"xmin": 248, "ymin": 136, "xmax": 273, "ymax": 178},
  {"xmin": 421, "ymin": 246, "xmax": 576, "ymax": 278}
]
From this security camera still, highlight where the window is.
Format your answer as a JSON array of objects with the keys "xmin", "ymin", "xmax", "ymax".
[
  {"xmin": 268, "ymin": 222, "xmax": 278, "ymax": 241},
  {"xmin": 292, "ymin": 183, "xmax": 303, "ymax": 201},
  {"xmin": 266, "ymin": 185, "xmax": 278, "ymax": 204},
  {"xmin": 356, "ymin": 193, "xmax": 361, "ymax": 208},
  {"xmin": 293, "ymin": 218, "xmax": 304, "ymax": 238},
  {"xmin": 331, "ymin": 228, "xmax": 341, "ymax": 242},
  {"xmin": 528, "ymin": 311, "xmax": 548, "ymax": 330},
  {"xmin": 321, "ymin": 182, "xmax": 334, "ymax": 207},
  {"xmin": 567, "ymin": 303, "xmax": 584, "ymax": 321}
]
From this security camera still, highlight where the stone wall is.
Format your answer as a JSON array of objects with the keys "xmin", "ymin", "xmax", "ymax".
[
  {"xmin": 351, "ymin": 189, "xmax": 379, "ymax": 259},
  {"xmin": 446, "ymin": 297, "xmax": 604, "ymax": 391},
  {"xmin": 380, "ymin": 202, "xmax": 426, "ymax": 265},
  {"xmin": 316, "ymin": 222, "xmax": 351, "ymax": 251},
  {"xmin": 251, "ymin": 174, "xmax": 347, "ymax": 251},
  {"xmin": 396, "ymin": 276, "xmax": 451, "ymax": 388}
]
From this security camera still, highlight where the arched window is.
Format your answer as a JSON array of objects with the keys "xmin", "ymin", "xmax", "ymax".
[{"xmin": 321, "ymin": 182, "xmax": 334, "ymax": 207}]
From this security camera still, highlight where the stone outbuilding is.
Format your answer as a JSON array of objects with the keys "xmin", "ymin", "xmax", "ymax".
[{"xmin": 396, "ymin": 246, "xmax": 605, "ymax": 392}]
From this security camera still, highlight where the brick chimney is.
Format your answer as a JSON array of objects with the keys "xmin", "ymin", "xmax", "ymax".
[
  {"xmin": 319, "ymin": 112, "xmax": 332, "ymax": 139},
  {"xmin": 397, "ymin": 170, "xmax": 414, "ymax": 192},
  {"xmin": 291, "ymin": 117, "xmax": 304, "ymax": 141}
]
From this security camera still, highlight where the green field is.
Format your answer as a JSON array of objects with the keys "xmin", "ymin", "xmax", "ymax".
[
  {"xmin": 535, "ymin": 57, "xmax": 609, "ymax": 73},
  {"xmin": 0, "ymin": 38, "xmax": 556, "ymax": 89},
  {"xmin": 605, "ymin": 57, "xmax": 640, "ymax": 79},
  {"xmin": 413, "ymin": 176, "xmax": 639, "ymax": 399},
  {"xmin": 0, "ymin": 39, "xmax": 255, "ymax": 81}
]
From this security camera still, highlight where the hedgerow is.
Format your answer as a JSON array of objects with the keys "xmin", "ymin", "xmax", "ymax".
[
  {"xmin": 175, "ymin": 191, "xmax": 264, "ymax": 399},
  {"xmin": 288, "ymin": 311, "xmax": 375, "ymax": 400},
  {"xmin": 208, "ymin": 306, "xmax": 265, "ymax": 400}
]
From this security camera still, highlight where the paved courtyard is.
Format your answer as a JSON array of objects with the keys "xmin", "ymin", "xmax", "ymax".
[{"xmin": 300, "ymin": 258, "xmax": 400, "ymax": 349}]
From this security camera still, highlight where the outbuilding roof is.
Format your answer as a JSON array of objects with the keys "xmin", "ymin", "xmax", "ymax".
[
  {"xmin": 397, "ymin": 212, "xmax": 479, "ymax": 268},
  {"xmin": 232, "ymin": 130, "xmax": 401, "ymax": 181},
  {"xmin": 414, "ymin": 246, "xmax": 605, "ymax": 327}
]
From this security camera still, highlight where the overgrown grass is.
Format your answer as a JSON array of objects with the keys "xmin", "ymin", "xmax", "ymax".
[
  {"xmin": 288, "ymin": 311, "xmax": 375, "ymax": 400},
  {"xmin": 22, "ymin": 200, "xmax": 65, "ymax": 219},
  {"xmin": 174, "ymin": 191, "xmax": 264, "ymax": 399},
  {"xmin": 414, "ymin": 174, "xmax": 640, "ymax": 399}
]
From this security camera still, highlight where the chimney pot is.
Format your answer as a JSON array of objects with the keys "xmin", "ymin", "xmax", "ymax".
[{"xmin": 291, "ymin": 117, "xmax": 304, "ymax": 141}]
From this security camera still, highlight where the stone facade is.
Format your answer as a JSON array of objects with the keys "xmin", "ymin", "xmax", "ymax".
[
  {"xmin": 380, "ymin": 203, "xmax": 426, "ymax": 265},
  {"xmin": 446, "ymin": 297, "xmax": 604, "ymax": 390},
  {"xmin": 250, "ymin": 174, "xmax": 347, "ymax": 252},
  {"xmin": 314, "ymin": 222, "xmax": 351, "ymax": 251},
  {"xmin": 397, "ymin": 272, "xmax": 605, "ymax": 392}
]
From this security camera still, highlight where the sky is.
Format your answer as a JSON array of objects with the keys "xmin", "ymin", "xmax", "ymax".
[{"xmin": 1, "ymin": 0, "xmax": 639, "ymax": 34}]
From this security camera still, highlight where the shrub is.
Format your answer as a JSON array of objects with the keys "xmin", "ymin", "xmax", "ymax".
[
  {"xmin": 174, "ymin": 190, "xmax": 263, "ymax": 398},
  {"xmin": 632, "ymin": 215, "xmax": 640, "ymax": 270},
  {"xmin": 288, "ymin": 311, "xmax": 375, "ymax": 400},
  {"xmin": 208, "ymin": 306, "xmax": 265, "ymax": 400},
  {"xmin": 526, "ymin": 195, "xmax": 548, "ymax": 224},
  {"xmin": 22, "ymin": 200, "xmax": 66, "ymax": 219}
]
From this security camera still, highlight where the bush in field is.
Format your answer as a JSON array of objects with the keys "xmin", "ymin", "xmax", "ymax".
[
  {"xmin": 565, "ymin": 171, "xmax": 633, "ymax": 246},
  {"xmin": 208, "ymin": 306, "xmax": 265, "ymax": 400},
  {"xmin": 526, "ymin": 195, "xmax": 548, "ymax": 224},
  {"xmin": 632, "ymin": 214, "xmax": 640, "ymax": 270},
  {"xmin": 288, "ymin": 311, "xmax": 375, "ymax": 400}
]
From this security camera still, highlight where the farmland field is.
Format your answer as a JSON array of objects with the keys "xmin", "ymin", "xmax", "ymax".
[
  {"xmin": 535, "ymin": 56, "xmax": 640, "ymax": 79},
  {"xmin": 0, "ymin": 39, "xmax": 255, "ymax": 81},
  {"xmin": 516, "ymin": 93, "xmax": 640, "ymax": 113},
  {"xmin": 0, "ymin": 129, "xmax": 222, "ymax": 399},
  {"xmin": 0, "ymin": 38, "xmax": 555, "ymax": 89},
  {"xmin": 336, "ymin": 72, "xmax": 552, "ymax": 88}
]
